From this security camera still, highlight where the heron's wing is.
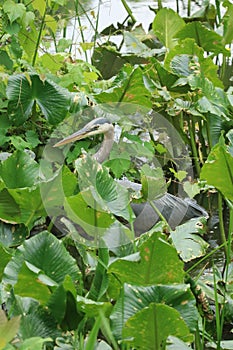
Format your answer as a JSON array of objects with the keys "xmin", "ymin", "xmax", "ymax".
[{"xmin": 131, "ymin": 193, "xmax": 208, "ymax": 235}]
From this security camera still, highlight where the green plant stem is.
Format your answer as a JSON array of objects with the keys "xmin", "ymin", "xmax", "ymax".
[
  {"xmin": 213, "ymin": 263, "xmax": 224, "ymax": 350},
  {"xmin": 220, "ymin": 55, "xmax": 227, "ymax": 81},
  {"xmin": 120, "ymin": 0, "xmax": 136, "ymax": 24},
  {"xmin": 67, "ymin": 9, "xmax": 76, "ymax": 54},
  {"xmin": 188, "ymin": 118, "xmax": 201, "ymax": 177},
  {"xmin": 215, "ymin": 0, "xmax": 221, "ymax": 25},
  {"xmin": 77, "ymin": 1, "xmax": 96, "ymax": 32},
  {"xmin": 32, "ymin": 2, "xmax": 47, "ymax": 66},
  {"xmin": 76, "ymin": 2, "xmax": 88, "ymax": 62},
  {"xmin": 93, "ymin": 0, "xmax": 101, "ymax": 55},
  {"xmin": 195, "ymin": 328, "xmax": 203, "ymax": 350},
  {"xmin": 187, "ymin": 0, "xmax": 191, "ymax": 17},
  {"xmin": 47, "ymin": 217, "xmax": 55, "ymax": 232},
  {"xmin": 218, "ymin": 192, "xmax": 228, "ymax": 258},
  {"xmin": 157, "ymin": 0, "xmax": 163, "ymax": 10},
  {"xmin": 176, "ymin": 0, "xmax": 179, "ymax": 14},
  {"xmin": 206, "ymin": 116, "xmax": 213, "ymax": 152},
  {"xmin": 100, "ymin": 311, "xmax": 120, "ymax": 350},
  {"xmin": 63, "ymin": 26, "xmax": 67, "ymax": 39},
  {"xmin": 185, "ymin": 241, "xmax": 227, "ymax": 274},
  {"xmin": 198, "ymin": 120, "xmax": 207, "ymax": 163},
  {"xmin": 226, "ymin": 202, "xmax": 233, "ymax": 262},
  {"xmin": 229, "ymin": 203, "xmax": 233, "ymax": 240}
]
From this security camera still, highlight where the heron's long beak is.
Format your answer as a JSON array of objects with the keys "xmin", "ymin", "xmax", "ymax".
[{"xmin": 53, "ymin": 126, "xmax": 91, "ymax": 147}]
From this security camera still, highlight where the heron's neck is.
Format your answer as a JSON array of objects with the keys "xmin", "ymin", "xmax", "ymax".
[{"xmin": 93, "ymin": 126, "xmax": 115, "ymax": 163}]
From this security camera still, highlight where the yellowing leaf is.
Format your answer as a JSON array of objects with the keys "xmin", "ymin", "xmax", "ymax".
[
  {"xmin": 0, "ymin": 310, "xmax": 20, "ymax": 348},
  {"xmin": 45, "ymin": 14, "xmax": 57, "ymax": 33},
  {"xmin": 32, "ymin": 0, "xmax": 46, "ymax": 16}
]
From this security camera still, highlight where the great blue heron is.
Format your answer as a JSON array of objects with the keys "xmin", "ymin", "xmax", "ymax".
[{"xmin": 54, "ymin": 117, "xmax": 208, "ymax": 234}]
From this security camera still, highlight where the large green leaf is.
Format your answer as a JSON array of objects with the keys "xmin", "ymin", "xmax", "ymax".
[
  {"xmin": 122, "ymin": 303, "xmax": 193, "ymax": 350},
  {"xmin": 14, "ymin": 262, "xmax": 51, "ymax": 304},
  {"xmin": 108, "ymin": 232, "xmax": 184, "ymax": 285},
  {"xmin": 64, "ymin": 191, "xmax": 115, "ymax": 243},
  {"xmin": 8, "ymin": 186, "xmax": 46, "ymax": 228},
  {"xmin": 170, "ymin": 217, "xmax": 209, "ymax": 262},
  {"xmin": 13, "ymin": 298, "xmax": 61, "ymax": 339},
  {"xmin": 46, "ymin": 275, "xmax": 77, "ymax": 324},
  {"xmin": 110, "ymin": 283, "xmax": 198, "ymax": 339},
  {"xmin": 0, "ymin": 188, "xmax": 21, "ymax": 223},
  {"xmin": 164, "ymin": 38, "xmax": 223, "ymax": 88},
  {"xmin": 75, "ymin": 153, "xmax": 131, "ymax": 221},
  {"xmin": 94, "ymin": 65, "xmax": 152, "ymax": 108},
  {"xmin": 149, "ymin": 58, "xmax": 185, "ymax": 92},
  {"xmin": 201, "ymin": 135, "xmax": 233, "ymax": 201},
  {"xmin": 176, "ymin": 21, "xmax": 230, "ymax": 56},
  {"xmin": 3, "ymin": 231, "xmax": 81, "ymax": 287},
  {"xmin": 0, "ymin": 150, "xmax": 40, "ymax": 188},
  {"xmin": 152, "ymin": 8, "xmax": 185, "ymax": 49},
  {"xmin": 189, "ymin": 75, "xmax": 230, "ymax": 118},
  {"xmin": 40, "ymin": 165, "xmax": 77, "ymax": 219},
  {"xmin": 6, "ymin": 74, "xmax": 71, "ymax": 125},
  {"xmin": 92, "ymin": 46, "xmax": 127, "ymax": 80}
]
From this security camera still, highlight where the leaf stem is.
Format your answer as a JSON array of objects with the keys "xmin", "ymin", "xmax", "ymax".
[
  {"xmin": 188, "ymin": 117, "xmax": 201, "ymax": 177},
  {"xmin": 187, "ymin": 0, "xmax": 191, "ymax": 17},
  {"xmin": 198, "ymin": 120, "xmax": 207, "ymax": 164},
  {"xmin": 120, "ymin": 0, "xmax": 136, "ymax": 24},
  {"xmin": 206, "ymin": 115, "xmax": 213, "ymax": 151},
  {"xmin": 218, "ymin": 192, "xmax": 227, "ymax": 258},
  {"xmin": 32, "ymin": 1, "xmax": 47, "ymax": 66},
  {"xmin": 76, "ymin": 2, "xmax": 88, "ymax": 62}
]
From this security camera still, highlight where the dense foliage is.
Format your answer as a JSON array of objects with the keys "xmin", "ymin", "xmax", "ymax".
[{"xmin": 0, "ymin": 0, "xmax": 233, "ymax": 349}]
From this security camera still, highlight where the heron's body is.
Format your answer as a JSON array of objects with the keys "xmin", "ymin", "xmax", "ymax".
[{"xmin": 54, "ymin": 117, "xmax": 208, "ymax": 233}]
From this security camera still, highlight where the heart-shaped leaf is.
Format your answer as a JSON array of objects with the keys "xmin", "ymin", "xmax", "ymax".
[
  {"xmin": 111, "ymin": 283, "xmax": 198, "ymax": 339},
  {"xmin": 7, "ymin": 74, "xmax": 71, "ymax": 125}
]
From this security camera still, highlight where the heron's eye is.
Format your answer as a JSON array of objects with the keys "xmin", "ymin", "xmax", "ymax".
[{"xmin": 92, "ymin": 125, "xmax": 100, "ymax": 131}]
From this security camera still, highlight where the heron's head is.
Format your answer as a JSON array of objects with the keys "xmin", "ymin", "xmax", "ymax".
[{"xmin": 54, "ymin": 118, "xmax": 113, "ymax": 147}]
